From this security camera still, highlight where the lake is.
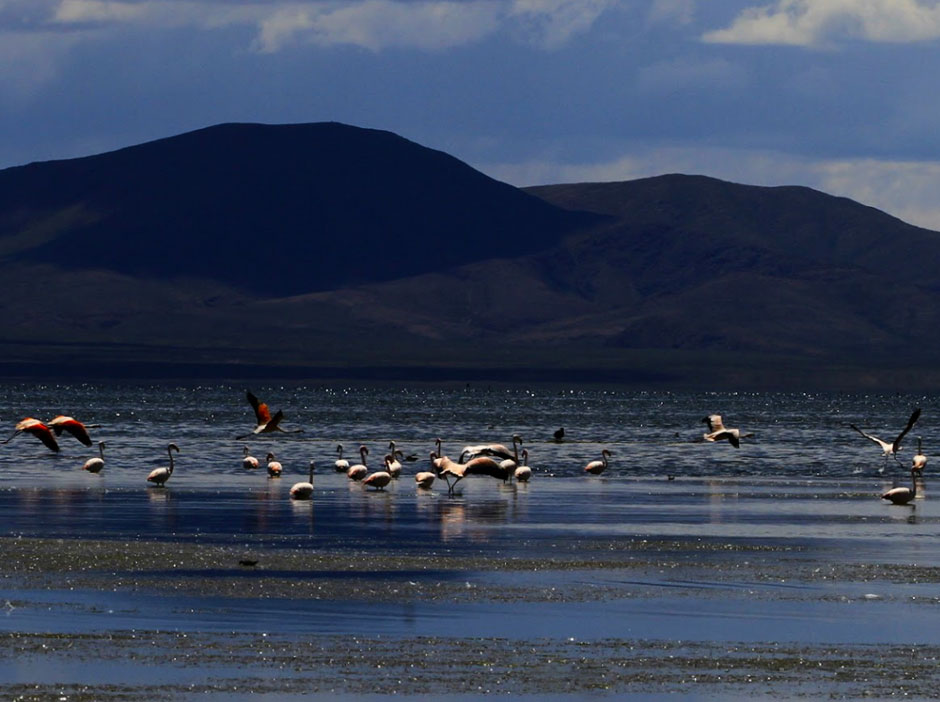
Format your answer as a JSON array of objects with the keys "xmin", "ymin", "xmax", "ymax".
[{"xmin": 1, "ymin": 383, "xmax": 938, "ymax": 699}]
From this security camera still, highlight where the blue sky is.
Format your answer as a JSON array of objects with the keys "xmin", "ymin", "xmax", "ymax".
[{"xmin": 4, "ymin": 0, "xmax": 940, "ymax": 228}]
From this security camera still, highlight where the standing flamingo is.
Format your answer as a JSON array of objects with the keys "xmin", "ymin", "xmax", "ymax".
[
  {"xmin": 415, "ymin": 470, "xmax": 436, "ymax": 489},
  {"xmin": 3, "ymin": 418, "xmax": 59, "ymax": 452},
  {"xmin": 912, "ymin": 437, "xmax": 927, "ymax": 474},
  {"xmin": 83, "ymin": 441, "xmax": 106, "ymax": 473},
  {"xmin": 347, "ymin": 445, "xmax": 369, "ymax": 481},
  {"xmin": 243, "ymin": 446, "xmax": 259, "ymax": 469},
  {"xmin": 266, "ymin": 452, "xmax": 283, "ymax": 478},
  {"xmin": 363, "ymin": 459, "xmax": 392, "ymax": 491},
  {"xmin": 290, "ymin": 461, "xmax": 315, "ymax": 500},
  {"xmin": 514, "ymin": 449, "xmax": 532, "ymax": 482},
  {"xmin": 236, "ymin": 390, "xmax": 304, "ymax": 440},
  {"xmin": 882, "ymin": 468, "xmax": 920, "ymax": 505},
  {"xmin": 386, "ymin": 446, "xmax": 403, "ymax": 478},
  {"xmin": 584, "ymin": 449, "xmax": 612, "ymax": 475},
  {"xmin": 147, "ymin": 443, "xmax": 180, "ymax": 487},
  {"xmin": 335, "ymin": 444, "xmax": 350, "ymax": 472},
  {"xmin": 48, "ymin": 416, "xmax": 94, "ymax": 447}
]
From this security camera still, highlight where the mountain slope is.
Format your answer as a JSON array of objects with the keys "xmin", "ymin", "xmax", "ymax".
[{"xmin": 0, "ymin": 122, "xmax": 598, "ymax": 296}]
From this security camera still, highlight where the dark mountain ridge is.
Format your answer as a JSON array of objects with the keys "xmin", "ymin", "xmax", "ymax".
[
  {"xmin": 2, "ymin": 123, "xmax": 939, "ymax": 388},
  {"xmin": 0, "ymin": 122, "xmax": 599, "ymax": 296}
]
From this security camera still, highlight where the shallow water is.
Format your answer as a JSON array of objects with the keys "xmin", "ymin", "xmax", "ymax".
[{"xmin": 1, "ymin": 383, "xmax": 939, "ymax": 698}]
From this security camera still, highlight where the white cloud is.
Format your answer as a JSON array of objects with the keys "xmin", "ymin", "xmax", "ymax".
[
  {"xmin": 704, "ymin": 0, "xmax": 940, "ymax": 47},
  {"xmin": 255, "ymin": 1, "xmax": 503, "ymax": 53},
  {"xmin": 508, "ymin": 0, "xmax": 618, "ymax": 50},
  {"xmin": 647, "ymin": 0, "xmax": 696, "ymax": 26},
  {"xmin": 481, "ymin": 147, "xmax": 940, "ymax": 231},
  {"xmin": 54, "ymin": 0, "xmax": 144, "ymax": 23}
]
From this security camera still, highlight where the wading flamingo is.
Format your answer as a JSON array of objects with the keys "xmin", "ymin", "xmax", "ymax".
[
  {"xmin": 913, "ymin": 437, "xmax": 927, "ymax": 474},
  {"xmin": 882, "ymin": 468, "xmax": 920, "ymax": 505},
  {"xmin": 347, "ymin": 445, "xmax": 369, "ymax": 481},
  {"xmin": 290, "ymin": 461, "xmax": 315, "ymax": 500},
  {"xmin": 266, "ymin": 452, "xmax": 283, "ymax": 478},
  {"xmin": 514, "ymin": 449, "xmax": 532, "ymax": 482},
  {"xmin": 415, "ymin": 470, "xmax": 436, "ymax": 489},
  {"xmin": 363, "ymin": 462, "xmax": 392, "ymax": 491},
  {"xmin": 585, "ymin": 449, "xmax": 612, "ymax": 475},
  {"xmin": 243, "ymin": 446, "xmax": 259, "ymax": 469},
  {"xmin": 147, "ymin": 443, "xmax": 179, "ymax": 487},
  {"xmin": 83, "ymin": 441, "xmax": 106, "ymax": 473},
  {"xmin": 335, "ymin": 444, "xmax": 350, "ymax": 472}
]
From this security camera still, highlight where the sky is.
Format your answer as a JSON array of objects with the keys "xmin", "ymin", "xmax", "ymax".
[{"xmin": 4, "ymin": 0, "xmax": 940, "ymax": 229}]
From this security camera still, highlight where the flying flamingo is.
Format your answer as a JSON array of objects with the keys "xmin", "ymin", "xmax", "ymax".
[
  {"xmin": 882, "ymin": 468, "xmax": 920, "ymax": 505},
  {"xmin": 290, "ymin": 461, "xmax": 315, "ymax": 500},
  {"xmin": 147, "ymin": 443, "xmax": 180, "ymax": 487},
  {"xmin": 266, "ymin": 452, "xmax": 283, "ymax": 478},
  {"xmin": 347, "ymin": 445, "xmax": 369, "ymax": 481},
  {"xmin": 849, "ymin": 408, "xmax": 921, "ymax": 469},
  {"xmin": 83, "ymin": 441, "xmax": 106, "ymax": 473},
  {"xmin": 236, "ymin": 390, "xmax": 304, "ymax": 440},
  {"xmin": 514, "ymin": 449, "xmax": 532, "ymax": 482},
  {"xmin": 702, "ymin": 415, "xmax": 753, "ymax": 448},
  {"xmin": 335, "ymin": 444, "xmax": 350, "ymax": 473},
  {"xmin": 434, "ymin": 454, "xmax": 509, "ymax": 496},
  {"xmin": 585, "ymin": 449, "xmax": 612, "ymax": 475},
  {"xmin": 2, "ymin": 418, "xmax": 59, "ymax": 452},
  {"xmin": 912, "ymin": 437, "xmax": 927, "ymax": 474},
  {"xmin": 243, "ymin": 446, "xmax": 259, "ymax": 469},
  {"xmin": 48, "ymin": 416, "xmax": 94, "ymax": 447},
  {"xmin": 458, "ymin": 440, "xmax": 515, "ymax": 463}
]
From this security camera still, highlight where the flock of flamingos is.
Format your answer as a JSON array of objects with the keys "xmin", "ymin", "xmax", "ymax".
[{"xmin": 1, "ymin": 391, "xmax": 929, "ymax": 505}]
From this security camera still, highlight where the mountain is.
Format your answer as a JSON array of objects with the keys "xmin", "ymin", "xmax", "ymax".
[
  {"xmin": 0, "ymin": 122, "xmax": 597, "ymax": 296},
  {"xmin": 1, "ymin": 123, "xmax": 939, "ymax": 388}
]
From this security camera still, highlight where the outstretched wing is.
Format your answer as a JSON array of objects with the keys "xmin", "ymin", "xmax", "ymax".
[
  {"xmin": 702, "ymin": 415, "xmax": 724, "ymax": 433},
  {"xmin": 265, "ymin": 409, "xmax": 284, "ymax": 431},
  {"xmin": 24, "ymin": 422, "xmax": 60, "ymax": 452},
  {"xmin": 892, "ymin": 407, "xmax": 922, "ymax": 452},
  {"xmin": 849, "ymin": 424, "xmax": 888, "ymax": 449},
  {"xmin": 49, "ymin": 416, "xmax": 93, "ymax": 446},
  {"xmin": 246, "ymin": 390, "xmax": 271, "ymax": 425}
]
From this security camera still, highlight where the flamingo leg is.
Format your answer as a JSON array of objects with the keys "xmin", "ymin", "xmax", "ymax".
[{"xmin": 0, "ymin": 430, "xmax": 21, "ymax": 444}]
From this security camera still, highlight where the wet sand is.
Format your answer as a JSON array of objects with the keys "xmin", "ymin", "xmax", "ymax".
[{"xmin": 2, "ymin": 474, "xmax": 940, "ymax": 699}]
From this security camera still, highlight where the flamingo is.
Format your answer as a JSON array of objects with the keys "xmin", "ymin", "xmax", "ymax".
[
  {"xmin": 147, "ymin": 443, "xmax": 180, "ymax": 487},
  {"xmin": 335, "ymin": 444, "xmax": 350, "ymax": 473},
  {"xmin": 849, "ymin": 408, "xmax": 921, "ymax": 469},
  {"xmin": 386, "ymin": 445, "xmax": 403, "ymax": 478},
  {"xmin": 702, "ymin": 415, "xmax": 753, "ymax": 448},
  {"xmin": 2, "ymin": 418, "xmax": 59, "ymax": 452},
  {"xmin": 435, "ymin": 454, "xmax": 509, "ymax": 496},
  {"xmin": 498, "ymin": 435, "xmax": 523, "ymax": 481},
  {"xmin": 881, "ymin": 468, "xmax": 920, "ymax": 505},
  {"xmin": 236, "ymin": 390, "xmax": 304, "ymax": 440},
  {"xmin": 289, "ymin": 461, "xmax": 315, "ymax": 500},
  {"xmin": 585, "ymin": 449, "xmax": 612, "ymax": 475},
  {"xmin": 913, "ymin": 437, "xmax": 927, "ymax": 474},
  {"xmin": 243, "ymin": 446, "xmax": 259, "ymax": 469},
  {"xmin": 415, "ymin": 470, "xmax": 436, "ymax": 489},
  {"xmin": 347, "ymin": 445, "xmax": 369, "ymax": 481},
  {"xmin": 83, "ymin": 441, "xmax": 106, "ymax": 473},
  {"xmin": 48, "ymin": 416, "xmax": 95, "ymax": 446},
  {"xmin": 458, "ymin": 440, "xmax": 515, "ymax": 463},
  {"xmin": 363, "ymin": 460, "xmax": 392, "ymax": 491},
  {"xmin": 266, "ymin": 452, "xmax": 283, "ymax": 478},
  {"xmin": 514, "ymin": 449, "xmax": 532, "ymax": 482}
]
